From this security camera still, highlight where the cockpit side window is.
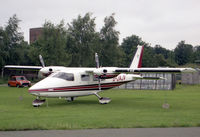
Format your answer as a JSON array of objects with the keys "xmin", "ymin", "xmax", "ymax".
[
  {"xmin": 81, "ymin": 74, "xmax": 90, "ymax": 81},
  {"xmin": 93, "ymin": 75, "xmax": 105, "ymax": 81},
  {"xmin": 53, "ymin": 72, "xmax": 74, "ymax": 81}
]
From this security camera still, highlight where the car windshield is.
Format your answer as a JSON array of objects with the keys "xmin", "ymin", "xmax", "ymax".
[
  {"xmin": 52, "ymin": 72, "xmax": 74, "ymax": 81},
  {"xmin": 16, "ymin": 76, "xmax": 26, "ymax": 81}
]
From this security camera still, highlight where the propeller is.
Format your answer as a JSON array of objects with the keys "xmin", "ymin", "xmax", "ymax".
[
  {"xmin": 94, "ymin": 53, "xmax": 111, "ymax": 104},
  {"xmin": 95, "ymin": 53, "xmax": 99, "ymax": 68},
  {"xmin": 39, "ymin": 55, "xmax": 45, "ymax": 68},
  {"xmin": 95, "ymin": 53, "xmax": 101, "ymax": 91}
]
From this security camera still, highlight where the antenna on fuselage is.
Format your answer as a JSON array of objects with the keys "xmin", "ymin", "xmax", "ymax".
[{"xmin": 39, "ymin": 55, "xmax": 45, "ymax": 68}]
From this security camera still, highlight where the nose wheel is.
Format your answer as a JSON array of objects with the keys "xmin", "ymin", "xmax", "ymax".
[
  {"xmin": 94, "ymin": 93, "xmax": 111, "ymax": 104},
  {"xmin": 99, "ymin": 97, "xmax": 111, "ymax": 104},
  {"xmin": 32, "ymin": 97, "xmax": 46, "ymax": 107}
]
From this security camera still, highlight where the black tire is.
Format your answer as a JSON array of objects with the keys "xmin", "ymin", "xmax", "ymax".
[{"xmin": 8, "ymin": 83, "xmax": 10, "ymax": 87}]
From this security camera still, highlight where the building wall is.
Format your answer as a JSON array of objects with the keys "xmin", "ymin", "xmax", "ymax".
[
  {"xmin": 29, "ymin": 28, "xmax": 43, "ymax": 44},
  {"xmin": 117, "ymin": 73, "xmax": 176, "ymax": 90},
  {"xmin": 3, "ymin": 68, "xmax": 39, "ymax": 81},
  {"xmin": 181, "ymin": 69, "xmax": 200, "ymax": 84}
]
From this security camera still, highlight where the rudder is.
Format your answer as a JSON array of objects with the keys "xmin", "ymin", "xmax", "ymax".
[{"xmin": 129, "ymin": 45, "xmax": 144, "ymax": 68}]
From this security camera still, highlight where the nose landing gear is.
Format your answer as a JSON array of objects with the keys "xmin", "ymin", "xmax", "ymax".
[
  {"xmin": 32, "ymin": 97, "xmax": 46, "ymax": 107},
  {"xmin": 94, "ymin": 93, "xmax": 111, "ymax": 104}
]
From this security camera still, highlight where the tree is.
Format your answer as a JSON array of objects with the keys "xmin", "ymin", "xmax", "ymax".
[
  {"xmin": 0, "ymin": 27, "xmax": 7, "ymax": 69},
  {"xmin": 0, "ymin": 14, "xmax": 27, "ymax": 67},
  {"xmin": 142, "ymin": 45, "xmax": 158, "ymax": 67},
  {"xmin": 174, "ymin": 41, "xmax": 193, "ymax": 65},
  {"xmin": 100, "ymin": 13, "xmax": 123, "ymax": 66},
  {"xmin": 66, "ymin": 13, "xmax": 99, "ymax": 67},
  {"xmin": 120, "ymin": 35, "xmax": 147, "ymax": 67},
  {"xmin": 154, "ymin": 45, "xmax": 170, "ymax": 59},
  {"xmin": 31, "ymin": 20, "xmax": 70, "ymax": 66},
  {"xmin": 194, "ymin": 45, "xmax": 200, "ymax": 63},
  {"xmin": 153, "ymin": 45, "xmax": 177, "ymax": 67}
]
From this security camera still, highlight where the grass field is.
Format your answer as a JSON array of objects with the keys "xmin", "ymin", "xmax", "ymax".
[{"xmin": 0, "ymin": 84, "xmax": 200, "ymax": 130}]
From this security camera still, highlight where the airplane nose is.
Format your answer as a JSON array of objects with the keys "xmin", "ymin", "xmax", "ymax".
[
  {"xmin": 28, "ymin": 77, "xmax": 51, "ymax": 93},
  {"xmin": 28, "ymin": 77, "xmax": 67, "ymax": 93}
]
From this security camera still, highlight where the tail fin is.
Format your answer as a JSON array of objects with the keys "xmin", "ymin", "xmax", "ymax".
[{"xmin": 129, "ymin": 45, "xmax": 144, "ymax": 68}]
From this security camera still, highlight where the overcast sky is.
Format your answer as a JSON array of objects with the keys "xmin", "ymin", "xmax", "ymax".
[{"xmin": 1, "ymin": 0, "xmax": 200, "ymax": 49}]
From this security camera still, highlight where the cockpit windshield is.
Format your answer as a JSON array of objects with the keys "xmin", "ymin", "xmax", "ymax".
[{"xmin": 52, "ymin": 72, "xmax": 74, "ymax": 81}]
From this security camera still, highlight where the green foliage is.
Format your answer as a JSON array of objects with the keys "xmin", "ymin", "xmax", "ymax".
[
  {"xmin": 175, "ymin": 41, "xmax": 193, "ymax": 65},
  {"xmin": 0, "ymin": 85, "xmax": 200, "ymax": 130},
  {"xmin": 154, "ymin": 45, "xmax": 170, "ymax": 59},
  {"xmin": 0, "ymin": 27, "xmax": 7, "ymax": 68},
  {"xmin": 0, "ymin": 14, "xmax": 200, "ymax": 69},
  {"xmin": 67, "ymin": 13, "xmax": 99, "ymax": 67},
  {"xmin": 31, "ymin": 21, "xmax": 70, "ymax": 66},
  {"xmin": 0, "ymin": 14, "xmax": 29, "ymax": 71},
  {"xmin": 45, "ymin": 20, "xmax": 69, "ymax": 66},
  {"xmin": 120, "ymin": 35, "xmax": 147, "ymax": 67},
  {"xmin": 193, "ymin": 45, "xmax": 200, "ymax": 64},
  {"xmin": 120, "ymin": 36, "xmax": 174, "ymax": 67},
  {"xmin": 100, "ymin": 13, "xmax": 123, "ymax": 67},
  {"xmin": 142, "ymin": 45, "xmax": 157, "ymax": 67}
]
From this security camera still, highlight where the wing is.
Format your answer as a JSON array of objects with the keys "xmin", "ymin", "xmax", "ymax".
[
  {"xmin": 87, "ymin": 67, "xmax": 196, "ymax": 79},
  {"xmin": 4, "ymin": 65, "xmax": 42, "ymax": 71},
  {"xmin": 115, "ymin": 67, "xmax": 196, "ymax": 73}
]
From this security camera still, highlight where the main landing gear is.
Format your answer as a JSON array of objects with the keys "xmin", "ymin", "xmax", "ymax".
[
  {"xmin": 66, "ymin": 97, "xmax": 76, "ymax": 102},
  {"xmin": 94, "ymin": 93, "xmax": 111, "ymax": 104},
  {"xmin": 32, "ymin": 97, "xmax": 46, "ymax": 107}
]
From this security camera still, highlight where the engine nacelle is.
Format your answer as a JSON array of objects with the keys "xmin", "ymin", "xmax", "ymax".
[
  {"xmin": 93, "ymin": 68, "xmax": 107, "ymax": 76},
  {"xmin": 93, "ymin": 67, "xmax": 118, "ymax": 79}
]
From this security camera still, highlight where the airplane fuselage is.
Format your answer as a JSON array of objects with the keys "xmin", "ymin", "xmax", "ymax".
[{"xmin": 29, "ymin": 68, "xmax": 139, "ymax": 98}]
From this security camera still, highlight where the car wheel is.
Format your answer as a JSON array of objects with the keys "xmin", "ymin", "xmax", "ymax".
[{"xmin": 8, "ymin": 83, "xmax": 10, "ymax": 87}]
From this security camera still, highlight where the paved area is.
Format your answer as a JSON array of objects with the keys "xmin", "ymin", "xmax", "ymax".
[
  {"xmin": 1, "ymin": 127, "xmax": 200, "ymax": 137},
  {"xmin": 0, "ymin": 84, "xmax": 7, "ymax": 86}
]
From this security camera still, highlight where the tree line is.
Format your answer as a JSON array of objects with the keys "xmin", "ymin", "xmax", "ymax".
[{"xmin": 0, "ymin": 13, "xmax": 200, "ymax": 71}]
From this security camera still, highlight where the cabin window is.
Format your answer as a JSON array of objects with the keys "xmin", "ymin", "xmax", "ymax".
[
  {"xmin": 93, "ymin": 76, "xmax": 105, "ymax": 81},
  {"xmin": 53, "ymin": 72, "xmax": 74, "ymax": 81},
  {"xmin": 81, "ymin": 74, "xmax": 90, "ymax": 81},
  {"xmin": 93, "ymin": 76, "xmax": 98, "ymax": 81}
]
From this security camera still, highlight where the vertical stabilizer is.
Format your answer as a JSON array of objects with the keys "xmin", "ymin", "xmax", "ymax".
[{"xmin": 129, "ymin": 45, "xmax": 144, "ymax": 68}]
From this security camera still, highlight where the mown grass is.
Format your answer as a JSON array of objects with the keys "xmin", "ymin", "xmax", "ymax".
[{"xmin": 0, "ymin": 84, "xmax": 200, "ymax": 130}]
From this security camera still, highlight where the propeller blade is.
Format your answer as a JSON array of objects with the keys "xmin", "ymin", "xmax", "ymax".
[
  {"xmin": 95, "ymin": 53, "xmax": 99, "ymax": 68},
  {"xmin": 39, "ymin": 55, "xmax": 45, "ymax": 68},
  {"xmin": 95, "ymin": 53, "xmax": 102, "ymax": 91},
  {"xmin": 98, "ymin": 77, "xmax": 101, "ymax": 91}
]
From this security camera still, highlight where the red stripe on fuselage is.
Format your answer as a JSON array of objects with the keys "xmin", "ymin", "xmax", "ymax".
[
  {"xmin": 28, "ymin": 81, "xmax": 130, "ymax": 93},
  {"xmin": 94, "ymin": 74, "xmax": 118, "ymax": 79}
]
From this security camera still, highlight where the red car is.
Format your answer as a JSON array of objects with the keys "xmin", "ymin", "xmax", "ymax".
[{"xmin": 8, "ymin": 76, "xmax": 31, "ymax": 87}]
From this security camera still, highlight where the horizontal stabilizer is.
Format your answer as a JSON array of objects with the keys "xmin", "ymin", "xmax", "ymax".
[{"xmin": 140, "ymin": 76, "xmax": 166, "ymax": 80}]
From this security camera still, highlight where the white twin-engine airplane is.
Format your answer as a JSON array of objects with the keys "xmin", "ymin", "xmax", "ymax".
[{"xmin": 4, "ymin": 46, "xmax": 195, "ymax": 107}]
